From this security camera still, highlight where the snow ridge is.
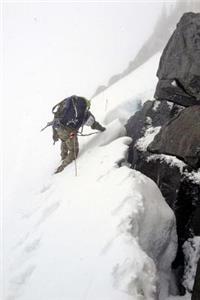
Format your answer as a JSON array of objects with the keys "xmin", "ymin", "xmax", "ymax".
[{"xmin": 5, "ymin": 53, "xmax": 177, "ymax": 300}]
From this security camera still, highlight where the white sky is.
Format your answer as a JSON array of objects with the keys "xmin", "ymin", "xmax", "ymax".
[{"xmin": 2, "ymin": 1, "xmax": 172, "ymax": 102}]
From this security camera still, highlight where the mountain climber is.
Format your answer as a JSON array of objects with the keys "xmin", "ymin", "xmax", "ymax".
[{"xmin": 51, "ymin": 95, "xmax": 105, "ymax": 174}]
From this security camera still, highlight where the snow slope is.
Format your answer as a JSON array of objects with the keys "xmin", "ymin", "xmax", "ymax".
[{"xmin": 4, "ymin": 54, "xmax": 179, "ymax": 300}]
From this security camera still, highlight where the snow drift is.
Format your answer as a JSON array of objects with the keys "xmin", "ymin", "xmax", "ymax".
[{"xmin": 5, "ymin": 54, "xmax": 178, "ymax": 300}]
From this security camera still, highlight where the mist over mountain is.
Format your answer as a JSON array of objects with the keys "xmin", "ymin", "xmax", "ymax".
[{"xmin": 92, "ymin": 0, "xmax": 200, "ymax": 98}]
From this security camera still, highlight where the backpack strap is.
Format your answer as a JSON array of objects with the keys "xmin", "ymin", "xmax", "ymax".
[
  {"xmin": 52, "ymin": 99, "xmax": 66, "ymax": 114},
  {"xmin": 71, "ymin": 97, "xmax": 78, "ymax": 118},
  {"xmin": 77, "ymin": 98, "xmax": 91, "ymax": 132}
]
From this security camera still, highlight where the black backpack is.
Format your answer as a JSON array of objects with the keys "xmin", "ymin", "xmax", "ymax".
[{"xmin": 52, "ymin": 95, "xmax": 89, "ymax": 130}]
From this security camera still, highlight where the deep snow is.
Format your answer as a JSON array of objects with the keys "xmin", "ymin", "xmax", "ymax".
[{"xmin": 3, "ymin": 53, "xmax": 190, "ymax": 300}]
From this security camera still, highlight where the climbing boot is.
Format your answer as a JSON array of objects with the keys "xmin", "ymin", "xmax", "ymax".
[
  {"xmin": 54, "ymin": 164, "xmax": 65, "ymax": 174},
  {"xmin": 91, "ymin": 121, "xmax": 106, "ymax": 132}
]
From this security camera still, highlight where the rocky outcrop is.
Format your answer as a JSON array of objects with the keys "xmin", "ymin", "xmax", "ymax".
[
  {"xmin": 148, "ymin": 105, "xmax": 200, "ymax": 168},
  {"xmin": 126, "ymin": 11, "xmax": 200, "ymax": 298},
  {"xmin": 155, "ymin": 12, "xmax": 200, "ymax": 107},
  {"xmin": 126, "ymin": 100, "xmax": 200, "ymax": 296},
  {"xmin": 126, "ymin": 100, "xmax": 183, "ymax": 208},
  {"xmin": 192, "ymin": 258, "xmax": 200, "ymax": 300}
]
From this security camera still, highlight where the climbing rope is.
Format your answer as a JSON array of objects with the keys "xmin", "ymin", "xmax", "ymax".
[{"xmin": 77, "ymin": 131, "xmax": 99, "ymax": 137}]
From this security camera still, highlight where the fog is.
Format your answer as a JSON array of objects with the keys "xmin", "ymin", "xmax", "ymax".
[
  {"xmin": 3, "ymin": 2, "xmax": 170, "ymax": 101},
  {"xmin": 3, "ymin": 1, "xmax": 180, "ymax": 187}
]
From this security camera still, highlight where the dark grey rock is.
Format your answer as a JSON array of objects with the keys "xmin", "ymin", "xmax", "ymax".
[
  {"xmin": 126, "ymin": 98, "xmax": 200, "ymax": 296},
  {"xmin": 155, "ymin": 80, "xmax": 198, "ymax": 107},
  {"xmin": 135, "ymin": 153, "xmax": 182, "ymax": 209},
  {"xmin": 148, "ymin": 105, "xmax": 200, "ymax": 168},
  {"xmin": 126, "ymin": 99, "xmax": 184, "ymax": 208},
  {"xmin": 192, "ymin": 207, "xmax": 200, "ymax": 236},
  {"xmin": 125, "ymin": 99, "xmax": 177, "ymax": 145},
  {"xmin": 125, "ymin": 13, "xmax": 200, "ymax": 295},
  {"xmin": 192, "ymin": 258, "xmax": 200, "ymax": 300},
  {"xmin": 173, "ymin": 177, "xmax": 200, "ymax": 268},
  {"xmin": 155, "ymin": 12, "xmax": 200, "ymax": 106}
]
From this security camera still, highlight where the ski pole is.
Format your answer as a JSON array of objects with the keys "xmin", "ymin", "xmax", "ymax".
[{"xmin": 40, "ymin": 121, "xmax": 53, "ymax": 132}]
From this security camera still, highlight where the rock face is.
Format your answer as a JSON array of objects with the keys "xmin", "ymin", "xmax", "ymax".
[
  {"xmin": 126, "ymin": 11, "xmax": 200, "ymax": 298},
  {"xmin": 126, "ymin": 100, "xmax": 200, "ymax": 296},
  {"xmin": 126, "ymin": 100, "xmax": 184, "ymax": 208},
  {"xmin": 155, "ymin": 12, "xmax": 200, "ymax": 107},
  {"xmin": 192, "ymin": 258, "xmax": 200, "ymax": 300},
  {"xmin": 148, "ymin": 105, "xmax": 200, "ymax": 168}
]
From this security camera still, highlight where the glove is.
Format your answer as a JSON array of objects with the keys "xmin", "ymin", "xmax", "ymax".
[{"xmin": 100, "ymin": 126, "xmax": 106, "ymax": 132}]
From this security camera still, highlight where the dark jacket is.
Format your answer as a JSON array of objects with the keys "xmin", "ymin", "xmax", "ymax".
[{"xmin": 53, "ymin": 95, "xmax": 89, "ymax": 130}]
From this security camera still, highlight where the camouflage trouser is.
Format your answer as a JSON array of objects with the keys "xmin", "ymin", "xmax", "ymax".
[
  {"xmin": 56, "ymin": 127, "xmax": 79, "ymax": 170},
  {"xmin": 54, "ymin": 120, "xmax": 105, "ymax": 173}
]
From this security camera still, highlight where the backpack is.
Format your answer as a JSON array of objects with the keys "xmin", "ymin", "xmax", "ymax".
[{"xmin": 52, "ymin": 95, "xmax": 90, "ymax": 130}]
